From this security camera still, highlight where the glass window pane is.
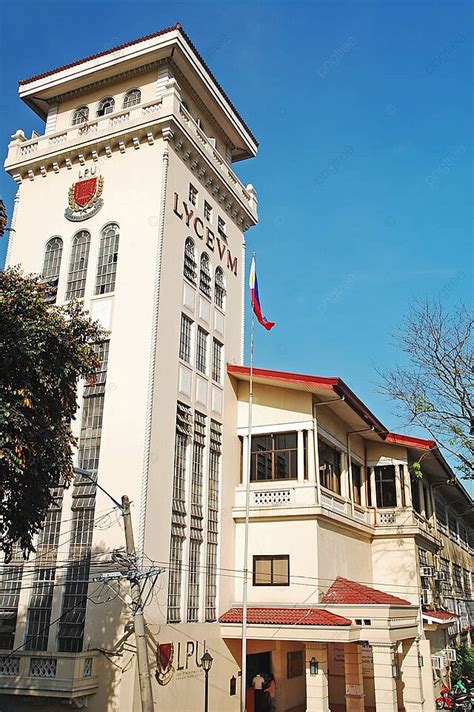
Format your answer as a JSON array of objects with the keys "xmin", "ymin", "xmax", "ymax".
[
  {"xmin": 272, "ymin": 557, "xmax": 289, "ymax": 585},
  {"xmin": 254, "ymin": 558, "xmax": 272, "ymax": 585}
]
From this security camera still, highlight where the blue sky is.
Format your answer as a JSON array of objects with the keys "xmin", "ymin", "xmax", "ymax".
[{"xmin": 1, "ymin": 1, "xmax": 472, "ymax": 479}]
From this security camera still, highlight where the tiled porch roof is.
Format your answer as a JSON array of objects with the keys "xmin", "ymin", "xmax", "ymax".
[
  {"xmin": 423, "ymin": 610, "xmax": 459, "ymax": 624},
  {"xmin": 321, "ymin": 577, "xmax": 411, "ymax": 606},
  {"xmin": 219, "ymin": 607, "xmax": 352, "ymax": 627}
]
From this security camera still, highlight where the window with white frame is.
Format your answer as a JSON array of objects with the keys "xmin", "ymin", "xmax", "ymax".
[
  {"xmin": 214, "ymin": 267, "xmax": 226, "ymax": 310},
  {"xmin": 179, "ymin": 314, "xmax": 193, "ymax": 363},
  {"xmin": 251, "ymin": 432, "xmax": 299, "ymax": 482},
  {"xmin": 97, "ymin": 97, "xmax": 115, "ymax": 117},
  {"xmin": 72, "ymin": 106, "xmax": 89, "ymax": 126},
  {"xmin": 217, "ymin": 216, "xmax": 226, "ymax": 238},
  {"xmin": 318, "ymin": 440, "xmax": 341, "ymax": 494},
  {"xmin": 184, "ymin": 238, "xmax": 197, "ymax": 284},
  {"xmin": 95, "ymin": 223, "xmax": 119, "ymax": 295},
  {"xmin": 204, "ymin": 201, "xmax": 212, "ymax": 222},
  {"xmin": 189, "ymin": 184, "xmax": 198, "ymax": 206},
  {"xmin": 41, "ymin": 237, "xmax": 63, "ymax": 304},
  {"xmin": 123, "ymin": 89, "xmax": 141, "ymax": 108},
  {"xmin": 199, "ymin": 253, "xmax": 211, "ymax": 298},
  {"xmin": 212, "ymin": 339, "xmax": 223, "ymax": 383},
  {"xmin": 196, "ymin": 327, "xmax": 208, "ymax": 374},
  {"xmin": 66, "ymin": 230, "xmax": 91, "ymax": 300}
]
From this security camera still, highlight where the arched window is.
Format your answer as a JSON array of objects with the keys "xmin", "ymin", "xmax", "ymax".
[
  {"xmin": 72, "ymin": 106, "xmax": 89, "ymax": 126},
  {"xmin": 123, "ymin": 89, "xmax": 141, "ymax": 108},
  {"xmin": 199, "ymin": 253, "xmax": 211, "ymax": 298},
  {"xmin": 95, "ymin": 223, "xmax": 120, "ymax": 295},
  {"xmin": 66, "ymin": 230, "xmax": 91, "ymax": 300},
  {"xmin": 214, "ymin": 267, "xmax": 226, "ymax": 310},
  {"xmin": 183, "ymin": 238, "xmax": 196, "ymax": 284},
  {"xmin": 97, "ymin": 97, "xmax": 115, "ymax": 117},
  {"xmin": 42, "ymin": 237, "xmax": 63, "ymax": 304}
]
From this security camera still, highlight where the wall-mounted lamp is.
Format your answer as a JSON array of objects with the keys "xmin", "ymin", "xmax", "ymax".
[
  {"xmin": 309, "ymin": 657, "xmax": 319, "ymax": 675},
  {"xmin": 418, "ymin": 654, "xmax": 424, "ymax": 668},
  {"xmin": 391, "ymin": 662, "xmax": 398, "ymax": 678}
]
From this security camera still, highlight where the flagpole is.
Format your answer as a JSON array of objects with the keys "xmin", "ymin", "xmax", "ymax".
[{"xmin": 241, "ymin": 254, "xmax": 255, "ymax": 712}]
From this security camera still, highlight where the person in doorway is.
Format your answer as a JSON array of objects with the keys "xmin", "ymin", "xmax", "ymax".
[
  {"xmin": 252, "ymin": 672, "xmax": 265, "ymax": 711},
  {"xmin": 264, "ymin": 673, "xmax": 276, "ymax": 711}
]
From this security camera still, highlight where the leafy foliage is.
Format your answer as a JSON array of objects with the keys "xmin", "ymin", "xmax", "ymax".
[
  {"xmin": 0, "ymin": 267, "xmax": 106, "ymax": 562},
  {"xmin": 378, "ymin": 300, "xmax": 473, "ymax": 478},
  {"xmin": 452, "ymin": 644, "xmax": 474, "ymax": 680}
]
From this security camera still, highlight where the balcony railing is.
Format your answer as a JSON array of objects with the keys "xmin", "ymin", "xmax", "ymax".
[{"xmin": 0, "ymin": 650, "xmax": 99, "ymax": 698}]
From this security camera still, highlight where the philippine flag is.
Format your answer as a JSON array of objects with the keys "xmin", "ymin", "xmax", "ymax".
[{"xmin": 249, "ymin": 256, "xmax": 275, "ymax": 331}]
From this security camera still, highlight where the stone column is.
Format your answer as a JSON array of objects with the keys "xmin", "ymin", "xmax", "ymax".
[
  {"xmin": 305, "ymin": 642, "xmax": 329, "ymax": 712},
  {"xmin": 370, "ymin": 466, "xmax": 377, "ymax": 508},
  {"xmin": 417, "ymin": 479, "xmax": 426, "ymax": 518},
  {"xmin": 403, "ymin": 464, "xmax": 413, "ymax": 508},
  {"xmin": 395, "ymin": 466, "xmax": 402, "ymax": 508},
  {"xmin": 344, "ymin": 643, "xmax": 365, "ymax": 712},
  {"xmin": 400, "ymin": 639, "xmax": 424, "ymax": 712},
  {"xmin": 298, "ymin": 430, "xmax": 305, "ymax": 482},
  {"xmin": 307, "ymin": 429, "xmax": 316, "ymax": 482},
  {"xmin": 372, "ymin": 644, "xmax": 398, "ymax": 712},
  {"xmin": 242, "ymin": 435, "xmax": 249, "ymax": 484},
  {"xmin": 360, "ymin": 467, "xmax": 367, "ymax": 507}
]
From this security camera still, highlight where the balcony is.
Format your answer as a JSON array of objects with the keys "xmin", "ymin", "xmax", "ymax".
[
  {"xmin": 0, "ymin": 650, "xmax": 99, "ymax": 699},
  {"xmin": 374, "ymin": 508, "xmax": 442, "ymax": 546},
  {"xmin": 4, "ymin": 83, "xmax": 257, "ymax": 220}
]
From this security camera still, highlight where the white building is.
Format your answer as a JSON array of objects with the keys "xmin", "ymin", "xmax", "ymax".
[{"xmin": 2, "ymin": 24, "xmax": 473, "ymax": 712}]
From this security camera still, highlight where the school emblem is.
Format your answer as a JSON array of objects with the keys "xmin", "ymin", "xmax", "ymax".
[
  {"xmin": 65, "ymin": 176, "xmax": 104, "ymax": 221},
  {"xmin": 155, "ymin": 642, "xmax": 174, "ymax": 686}
]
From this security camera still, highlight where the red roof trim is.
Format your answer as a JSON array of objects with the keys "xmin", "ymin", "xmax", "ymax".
[
  {"xmin": 227, "ymin": 365, "xmax": 387, "ymax": 436},
  {"xmin": 423, "ymin": 610, "xmax": 459, "ymax": 622},
  {"xmin": 219, "ymin": 607, "xmax": 351, "ymax": 627},
  {"xmin": 321, "ymin": 577, "xmax": 411, "ymax": 606},
  {"xmin": 386, "ymin": 432, "xmax": 436, "ymax": 449},
  {"xmin": 18, "ymin": 24, "xmax": 258, "ymax": 148}
]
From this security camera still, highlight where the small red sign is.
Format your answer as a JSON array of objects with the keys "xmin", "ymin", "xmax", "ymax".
[
  {"xmin": 74, "ymin": 178, "xmax": 97, "ymax": 207},
  {"xmin": 158, "ymin": 643, "xmax": 173, "ymax": 670}
]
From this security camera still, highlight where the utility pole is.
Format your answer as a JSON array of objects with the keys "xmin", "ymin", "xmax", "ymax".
[{"xmin": 122, "ymin": 495, "xmax": 154, "ymax": 712}]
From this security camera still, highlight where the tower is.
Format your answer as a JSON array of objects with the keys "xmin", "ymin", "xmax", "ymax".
[{"xmin": 3, "ymin": 24, "xmax": 257, "ymax": 711}]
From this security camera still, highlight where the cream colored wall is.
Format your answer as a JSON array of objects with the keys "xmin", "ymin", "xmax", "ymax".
[
  {"xmin": 317, "ymin": 408, "xmax": 365, "ymax": 462},
  {"xmin": 317, "ymin": 521, "xmax": 372, "ymax": 594},
  {"xmin": 53, "ymin": 69, "xmax": 159, "ymax": 132},
  {"xmin": 237, "ymin": 382, "xmax": 313, "ymax": 428},
  {"xmin": 371, "ymin": 536, "xmax": 419, "ymax": 604},
  {"xmin": 366, "ymin": 442, "xmax": 407, "ymax": 464}
]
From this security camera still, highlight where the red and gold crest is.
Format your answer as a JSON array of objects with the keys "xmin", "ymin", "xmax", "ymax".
[
  {"xmin": 65, "ymin": 176, "xmax": 104, "ymax": 221},
  {"xmin": 155, "ymin": 642, "xmax": 174, "ymax": 686}
]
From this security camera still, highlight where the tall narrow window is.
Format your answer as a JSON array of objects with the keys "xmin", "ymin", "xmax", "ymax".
[
  {"xmin": 205, "ymin": 420, "xmax": 221, "ymax": 621},
  {"xmin": 66, "ymin": 230, "xmax": 90, "ymax": 300},
  {"xmin": 95, "ymin": 223, "xmax": 119, "ymax": 295},
  {"xmin": 184, "ymin": 238, "xmax": 197, "ymax": 284},
  {"xmin": 187, "ymin": 412, "xmax": 206, "ymax": 622},
  {"xmin": 204, "ymin": 201, "xmax": 212, "ymax": 222},
  {"xmin": 199, "ymin": 253, "xmax": 211, "ymax": 298},
  {"xmin": 374, "ymin": 466, "xmax": 396, "ymax": 508},
  {"xmin": 123, "ymin": 89, "xmax": 141, "ymax": 108},
  {"xmin": 212, "ymin": 339, "xmax": 223, "ymax": 383},
  {"xmin": 351, "ymin": 462, "xmax": 362, "ymax": 505},
  {"xmin": 0, "ymin": 550, "xmax": 25, "ymax": 649},
  {"xmin": 196, "ymin": 327, "xmax": 208, "ymax": 375},
  {"xmin": 179, "ymin": 314, "xmax": 193, "ymax": 363},
  {"xmin": 214, "ymin": 267, "xmax": 226, "ymax": 309},
  {"xmin": 318, "ymin": 440, "xmax": 341, "ymax": 494},
  {"xmin": 217, "ymin": 216, "xmax": 226, "ymax": 238},
  {"xmin": 97, "ymin": 97, "xmax": 115, "ymax": 116},
  {"xmin": 41, "ymin": 237, "xmax": 63, "ymax": 304},
  {"xmin": 72, "ymin": 106, "xmax": 89, "ymax": 126},
  {"xmin": 189, "ymin": 184, "xmax": 198, "ymax": 206},
  {"xmin": 167, "ymin": 402, "xmax": 191, "ymax": 623}
]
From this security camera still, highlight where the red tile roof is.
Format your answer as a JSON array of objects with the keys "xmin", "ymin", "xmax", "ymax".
[
  {"xmin": 320, "ymin": 577, "xmax": 411, "ymax": 606},
  {"xmin": 423, "ymin": 610, "xmax": 459, "ymax": 622},
  {"xmin": 219, "ymin": 607, "xmax": 351, "ymax": 627},
  {"xmin": 386, "ymin": 432, "xmax": 436, "ymax": 449},
  {"xmin": 18, "ymin": 24, "xmax": 258, "ymax": 148}
]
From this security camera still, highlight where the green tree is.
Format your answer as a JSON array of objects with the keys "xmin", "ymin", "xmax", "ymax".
[
  {"xmin": 379, "ymin": 300, "xmax": 473, "ymax": 478},
  {"xmin": 0, "ymin": 267, "xmax": 106, "ymax": 562},
  {"xmin": 451, "ymin": 644, "xmax": 474, "ymax": 680}
]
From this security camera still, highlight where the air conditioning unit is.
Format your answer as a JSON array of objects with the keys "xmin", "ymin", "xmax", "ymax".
[
  {"xmin": 431, "ymin": 655, "xmax": 445, "ymax": 670},
  {"xmin": 420, "ymin": 566, "xmax": 434, "ymax": 577},
  {"xmin": 421, "ymin": 589, "xmax": 433, "ymax": 605},
  {"xmin": 443, "ymin": 648, "xmax": 457, "ymax": 662},
  {"xmin": 434, "ymin": 571, "xmax": 447, "ymax": 581}
]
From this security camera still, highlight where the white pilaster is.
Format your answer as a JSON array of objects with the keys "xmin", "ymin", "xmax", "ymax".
[
  {"xmin": 344, "ymin": 643, "xmax": 365, "ymax": 712},
  {"xmin": 370, "ymin": 466, "xmax": 376, "ymax": 508},
  {"xmin": 298, "ymin": 430, "xmax": 305, "ymax": 482},
  {"xmin": 307, "ymin": 429, "xmax": 316, "ymax": 483},
  {"xmin": 305, "ymin": 642, "xmax": 329, "ymax": 712},
  {"xmin": 400, "ymin": 639, "xmax": 424, "ymax": 712},
  {"xmin": 372, "ymin": 644, "xmax": 398, "ymax": 712}
]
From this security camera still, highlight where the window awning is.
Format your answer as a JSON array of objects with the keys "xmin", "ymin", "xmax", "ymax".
[
  {"xmin": 423, "ymin": 610, "xmax": 459, "ymax": 626},
  {"xmin": 219, "ymin": 607, "xmax": 351, "ymax": 627}
]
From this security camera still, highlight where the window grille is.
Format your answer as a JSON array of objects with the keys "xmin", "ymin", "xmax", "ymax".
[
  {"xmin": 196, "ymin": 327, "xmax": 208, "ymax": 375},
  {"xmin": 0, "ymin": 656, "xmax": 19, "ymax": 676},
  {"xmin": 463, "ymin": 569, "xmax": 472, "ymax": 598},
  {"xmin": 184, "ymin": 238, "xmax": 197, "ymax": 283},
  {"xmin": 83, "ymin": 341, "xmax": 110, "ymax": 397},
  {"xmin": 199, "ymin": 254, "xmax": 212, "ymax": 298},
  {"xmin": 453, "ymin": 564, "xmax": 463, "ymax": 594},
  {"xmin": 30, "ymin": 657, "xmax": 57, "ymax": 678},
  {"xmin": 97, "ymin": 97, "xmax": 115, "ymax": 116},
  {"xmin": 436, "ymin": 498, "xmax": 448, "ymax": 532},
  {"xmin": 189, "ymin": 184, "xmax": 198, "ymax": 206},
  {"xmin": 72, "ymin": 106, "xmax": 89, "ymax": 126},
  {"xmin": 212, "ymin": 339, "xmax": 223, "ymax": 383},
  {"xmin": 95, "ymin": 223, "xmax": 119, "ymax": 295},
  {"xmin": 41, "ymin": 237, "xmax": 63, "ymax": 304},
  {"xmin": 123, "ymin": 89, "xmax": 141, "ymax": 108},
  {"xmin": 0, "ymin": 550, "xmax": 24, "ymax": 650},
  {"xmin": 440, "ymin": 558, "xmax": 452, "ymax": 597},
  {"xmin": 83, "ymin": 656, "xmax": 93, "ymax": 678},
  {"xmin": 167, "ymin": 534, "xmax": 185, "ymax": 623},
  {"xmin": 191, "ymin": 413, "xmax": 206, "ymax": 509},
  {"xmin": 66, "ymin": 231, "xmax": 91, "ymax": 300},
  {"xmin": 179, "ymin": 314, "xmax": 193, "ymax": 363},
  {"xmin": 214, "ymin": 267, "xmax": 226, "ymax": 309},
  {"xmin": 187, "ymin": 536, "xmax": 202, "ymax": 623},
  {"xmin": 58, "ymin": 351, "xmax": 108, "ymax": 653},
  {"xmin": 205, "ymin": 420, "xmax": 221, "ymax": 621}
]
